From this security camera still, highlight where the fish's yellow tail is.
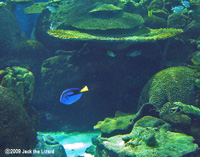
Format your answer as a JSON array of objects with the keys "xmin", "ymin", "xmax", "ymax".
[{"xmin": 80, "ymin": 86, "xmax": 89, "ymax": 93}]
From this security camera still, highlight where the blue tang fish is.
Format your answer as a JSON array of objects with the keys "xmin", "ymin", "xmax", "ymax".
[{"xmin": 60, "ymin": 86, "xmax": 88, "ymax": 105}]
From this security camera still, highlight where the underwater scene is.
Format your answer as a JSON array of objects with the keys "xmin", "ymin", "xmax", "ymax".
[{"xmin": 1, "ymin": 0, "xmax": 200, "ymax": 156}]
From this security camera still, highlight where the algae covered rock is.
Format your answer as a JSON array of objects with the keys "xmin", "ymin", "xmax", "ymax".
[
  {"xmin": 159, "ymin": 102, "xmax": 192, "ymax": 126},
  {"xmin": 144, "ymin": 15, "xmax": 167, "ymax": 29},
  {"xmin": 167, "ymin": 13, "xmax": 189, "ymax": 29},
  {"xmin": 182, "ymin": 20, "xmax": 200, "ymax": 40},
  {"xmin": 159, "ymin": 101, "xmax": 200, "ymax": 126},
  {"xmin": 95, "ymin": 116, "xmax": 198, "ymax": 157},
  {"xmin": 160, "ymin": 102, "xmax": 200, "ymax": 131},
  {"xmin": 0, "ymin": 86, "xmax": 37, "ymax": 155},
  {"xmin": 1, "ymin": 66, "xmax": 35, "ymax": 105},
  {"xmin": 94, "ymin": 111, "xmax": 136, "ymax": 135},
  {"xmin": 134, "ymin": 115, "xmax": 171, "ymax": 130},
  {"xmin": 138, "ymin": 66, "xmax": 196, "ymax": 110},
  {"xmin": 33, "ymin": 134, "xmax": 66, "ymax": 157},
  {"xmin": 11, "ymin": 40, "xmax": 47, "ymax": 59},
  {"xmin": 0, "ymin": 6, "xmax": 23, "ymax": 55}
]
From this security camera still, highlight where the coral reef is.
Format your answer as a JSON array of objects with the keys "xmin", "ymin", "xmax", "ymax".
[
  {"xmin": 95, "ymin": 116, "xmax": 198, "ymax": 157},
  {"xmin": 138, "ymin": 66, "xmax": 196, "ymax": 110},
  {"xmin": 0, "ymin": 66, "xmax": 35, "ymax": 105},
  {"xmin": 0, "ymin": 86, "xmax": 38, "ymax": 155},
  {"xmin": 33, "ymin": 0, "xmax": 187, "ymax": 52}
]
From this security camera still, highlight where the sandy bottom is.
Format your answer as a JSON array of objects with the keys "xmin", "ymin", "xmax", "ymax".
[{"xmin": 37, "ymin": 131, "xmax": 100, "ymax": 157}]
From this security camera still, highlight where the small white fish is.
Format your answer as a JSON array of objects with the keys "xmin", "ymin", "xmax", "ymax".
[
  {"xmin": 127, "ymin": 50, "xmax": 142, "ymax": 58},
  {"xmin": 46, "ymin": 6, "xmax": 57, "ymax": 13},
  {"xmin": 107, "ymin": 51, "xmax": 116, "ymax": 57},
  {"xmin": 171, "ymin": 5, "xmax": 184, "ymax": 13},
  {"xmin": 0, "ymin": 2, "xmax": 5, "ymax": 6},
  {"xmin": 49, "ymin": 22, "xmax": 58, "ymax": 30}
]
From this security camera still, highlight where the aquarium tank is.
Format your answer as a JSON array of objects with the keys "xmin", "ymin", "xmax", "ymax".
[{"xmin": 1, "ymin": 0, "xmax": 200, "ymax": 156}]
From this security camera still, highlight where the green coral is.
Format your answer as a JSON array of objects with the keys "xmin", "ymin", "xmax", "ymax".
[
  {"xmin": 89, "ymin": 4, "xmax": 122, "ymax": 14},
  {"xmin": 1, "ymin": 67, "xmax": 35, "ymax": 105},
  {"xmin": 8, "ymin": 0, "xmax": 33, "ymax": 5},
  {"xmin": 71, "ymin": 12, "xmax": 144, "ymax": 30},
  {"xmin": 138, "ymin": 66, "xmax": 196, "ymax": 110},
  {"xmin": 24, "ymin": 2, "xmax": 50, "ymax": 14},
  {"xmin": 47, "ymin": 28, "xmax": 183, "ymax": 41}
]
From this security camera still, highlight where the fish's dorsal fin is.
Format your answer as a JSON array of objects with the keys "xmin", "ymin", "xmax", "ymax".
[{"xmin": 80, "ymin": 86, "xmax": 89, "ymax": 93}]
